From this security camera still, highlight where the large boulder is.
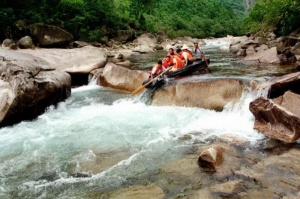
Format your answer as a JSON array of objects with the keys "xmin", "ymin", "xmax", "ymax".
[
  {"xmin": 115, "ymin": 30, "xmax": 135, "ymax": 42},
  {"xmin": 18, "ymin": 36, "xmax": 35, "ymax": 49},
  {"xmin": 249, "ymin": 96, "xmax": 300, "ymax": 143},
  {"xmin": 266, "ymin": 36, "xmax": 298, "ymax": 52},
  {"xmin": 255, "ymin": 71, "xmax": 300, "ymax": 98},
  {"xmin": 1, "ymin": 39, "xmax": 18, "ymax": 50},
  {"xmin": 151, "ymin": 79, "xmax": 243, "ymax": 111},
  {"xmin": 243, "ymin": 47, "xmax": 280, "ymax": 64},
  {"xmin": 0, "ymin": 49, "xmax": 71, "ymax": 127},
  {"xmin": 19, "ymin": 45, "xmax": 107, "ymax": 73},
  {"xmin": 29, "ymin": 23, "xmax": 73, "ymax": 47},
  {"xmin": 99, "ymin": 62, "xmax": 148, "ymax": 92},
  {"xmin": 134, "ymin": 33, "xmax": 157, "ymax": 48}
]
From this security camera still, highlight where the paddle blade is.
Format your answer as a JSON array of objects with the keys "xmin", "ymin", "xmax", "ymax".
[{"xmin": 132, "ymin": 85, "xmax": 146, "ymax": 95}]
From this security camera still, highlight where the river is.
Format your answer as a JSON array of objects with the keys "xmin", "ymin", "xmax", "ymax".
[{"xmin": 0, "ymin": 38, "xmax": 297, "ymax": 198}]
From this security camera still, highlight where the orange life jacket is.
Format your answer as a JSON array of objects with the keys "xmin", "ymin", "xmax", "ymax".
[
  {"xmin": 162, "ymin": 57, "xmax": 172, "ymax": 67},
  {"xmin": 178, "ymin": 49, "xmax": 193, "ymax": 61},
  {"xmin": 172, "ymin": 55, "xmax": 184, "ymax": 69},
  {"xmin": 182, "ymin": 49, "xmax": 193, "ymax": 59}
]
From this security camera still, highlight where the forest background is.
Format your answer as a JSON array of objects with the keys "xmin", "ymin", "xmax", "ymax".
[{"xmin": 0, "ymin": 0, "xmax": 299, "ymax": 43}]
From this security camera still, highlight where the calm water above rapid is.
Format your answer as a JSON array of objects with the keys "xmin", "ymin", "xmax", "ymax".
[{"xmin": 0, "ymin": 38, "xmax": 296, "ymax": 198}]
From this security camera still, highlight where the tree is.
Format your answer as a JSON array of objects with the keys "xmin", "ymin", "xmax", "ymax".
[{"xmin": 244, "ymin": 0, "xmax": 300, "ymax": 35}]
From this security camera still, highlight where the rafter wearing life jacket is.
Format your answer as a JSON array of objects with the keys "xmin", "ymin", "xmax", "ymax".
[
  {"xmin": 162, "ymin": 56, "xmax": 173, "ymax": 68},
  {"xmin": 170, "ymin": 54, "xmax": 184, "ymax": 71},
  {"xmin": 176, "ymin": 48, "xmax": 193, "ymax": 66},
  {"xmin": 150, "ymin": 60, "xmax": 165, "ymax": 79}
]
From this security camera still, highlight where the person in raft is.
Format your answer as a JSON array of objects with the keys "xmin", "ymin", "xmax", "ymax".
[
  {"xmin": 176, "ymin": 48, "xmax": 194, "ymax": 67},
  {"xmin": 167, "ymin": 48, "xmax": 179, "ymax": 56},
  {"xmin": 162, "ymin": 54, "xmax": 184, "ymax": 72},
  {"xmin": 150, "ymin": 60, "xmax": 166, "ymax": 79},
  {"xmin": 193, "ymin": 42, "xmax": 206, "ymax": 61}
]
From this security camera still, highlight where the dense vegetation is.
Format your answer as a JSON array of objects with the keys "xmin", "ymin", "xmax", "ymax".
[
  {"xmin": 0, "ymin": 0, "xmax": 298, "ymax": 43},
  {"xmin": 244, "ymin": 0, "xmax": 300, "ymax": 36}
]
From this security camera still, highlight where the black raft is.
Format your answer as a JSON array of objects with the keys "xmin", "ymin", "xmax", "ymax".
[{"xmin": 143, "ymin": 59, "xmax": 210, "ymax": 89}]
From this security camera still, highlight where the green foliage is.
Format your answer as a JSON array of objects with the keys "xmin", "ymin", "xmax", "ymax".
[
  {"xmin": 0, "ymin": 0, "xmax": 255, "ymax": 42},
  {"xmin": 0, "ymin": 8, "xmax": 15, "ymax": 38},
  {"xmin": 244, "ymin": 0, "xmax": 300, "ymax": 36}
]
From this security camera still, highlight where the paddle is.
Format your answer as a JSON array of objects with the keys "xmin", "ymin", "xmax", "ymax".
[
  {"xmin": 132, "ymin": 67, "xmax": 172, "ymax": 95},
  {"xmin": 202, "ymin": 53, "xmax": 209, "ymax": 67}
]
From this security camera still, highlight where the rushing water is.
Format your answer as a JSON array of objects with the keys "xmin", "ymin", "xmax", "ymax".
[{"xmin": 0, "ymin": 38, "xmax": 296, "ymax": 198}]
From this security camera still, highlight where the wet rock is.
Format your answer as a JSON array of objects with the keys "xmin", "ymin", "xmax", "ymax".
[
  {"xmin": 106, "ymin": 184, "xmax": 164, "ymax": 199},
  {"xmin": 254, "ymin": 37, "xmax": 268, "ymax": 45},
  {"xmin": 187, "ymin": 188, "xmax": 215, "ymax": 199},
  {"xmin": 115, "ymin": 60, "xmax": 131, "ymax": 67},
  {"xmin": 237, "ymin": 49, "xmax": 246, "ymax": 56},
  {"xmin": 197, "ymin": 146, "xmax": 225, "ymax": 173},
  {"xmin": 235, "ymin": 148, "xmax": 300, "ymax": 197},
  {"xmin": 39, "ymin": 172, "xmax": 60, "ymax": 181},
  {"xmin": 71, "ymin": 172, "xmax": 92, "ymax": 178},
  {"xmin": 263, "ymin": 71, "xmax": 300, "ymax": 98},
  {"xmin": 70, "ymin": 41, "xmax": 91, "ymax": 48},
  {"xmin": 0, "ymin": 49, "xmax": 71, "ymax": 127},
  {"xmin": 99, "ymin": 62, "xmax": 148, "ymax": 92},
  {"xmin": 255, "ymin": 44, "xmax": 269, "ymax": 52},
  {"xmin": 18, "ymin": 36, "xmax": 35, "ymax": 49},
  {"xmin": 292, "ymin": 42, "xmax": 300, "ymax": 56},
  {"xmin": 273, "ymin": 37, "xmax": 298, "ymax": 52},
  {"xmin": 244, "ymin": 47, "xmax": 280, "ymax": 64},
  {"xmin": 1, "ymin": 39, "xmax": 18, "ymax": 50},
  {"xmin": 152, "ymin": 79, "xmax": 243, "ymax": 111},
  {"xmin": 229, "ymin": 36, "xmax": 249, "ymax": 53},
  {"xmin": 210, "ymin": 180, "xmax": 245, "ymax": 197},
  {"xmin": 132, "ymin": 44, "xmax": 154, "ymax": 53},
  {"xmin": 246, "ymin": 45, "xmax": 256, "ymax": 55},
  {"xmin": 249, "ymin": 97, "xmax": 300, "ymax": 143},
  {"xmin": 67, "ymin": 148, "xmax": 138, "ymax": 176},
  {"xmin": 274, "ymin": 91, "xmax": 300, "ymax": 117}
]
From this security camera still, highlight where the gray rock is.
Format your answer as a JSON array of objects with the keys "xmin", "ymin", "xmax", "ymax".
[
  {"xmin": 29, "ymin": 23, "xmax": 73, "ymax": 47},
  {"xmin": 0, "ymin": 49, "xmax": 71, "ymax": 127}
]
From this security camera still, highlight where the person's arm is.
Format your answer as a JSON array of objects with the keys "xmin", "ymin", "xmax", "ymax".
[
  {"xmin": 151, "ymin": 66, "xmax": 157, "ymax": 79},
  {"xmin": 183, "ymin": 53, "xmax": 188, "ymax": 66},
  {"xmin": 171, "ymin": 58, "xmax": 178, "ymax": 71},
  {"xmin": 200, "ymin": 48, "xmax": 206, "ymax": 60}
]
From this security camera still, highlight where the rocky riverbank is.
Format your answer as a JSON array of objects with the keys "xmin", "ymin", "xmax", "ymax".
[{"xmin": 1, "ymin": 31, "xmax": 300, "ymax": 198}]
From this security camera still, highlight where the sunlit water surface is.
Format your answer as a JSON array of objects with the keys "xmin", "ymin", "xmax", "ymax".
[{"xmin": 0, "ymin": 38, "xmax": 296, "ymax": 198}]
